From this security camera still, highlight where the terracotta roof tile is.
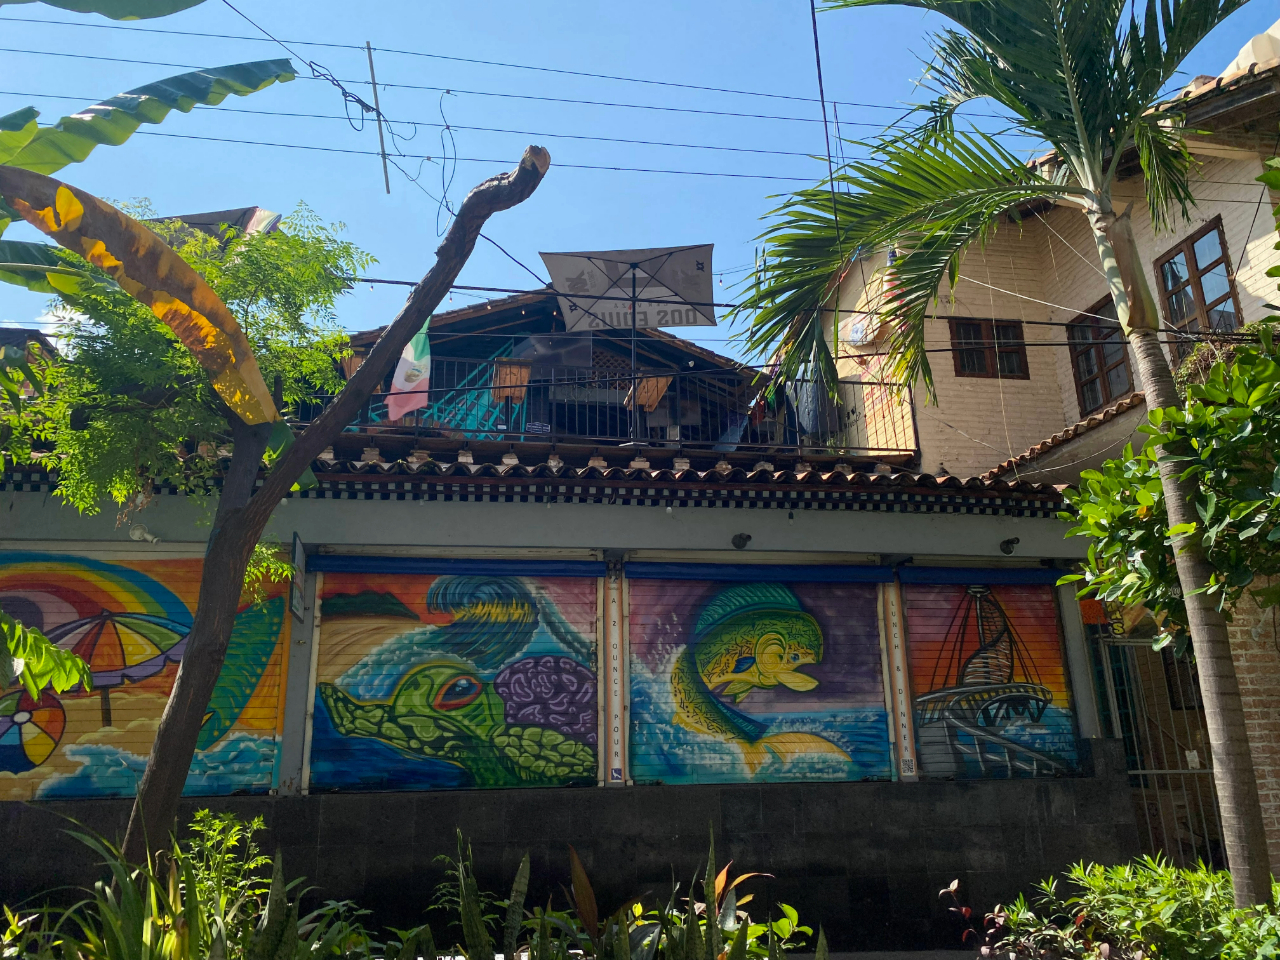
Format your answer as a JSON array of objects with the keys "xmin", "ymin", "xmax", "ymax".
[{"xmin": 979, "ymin": 392, "xmax": 1146, "ymax": 481}]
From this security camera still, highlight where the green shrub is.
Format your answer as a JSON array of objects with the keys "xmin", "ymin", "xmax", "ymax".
[
  {"xmin": 947, "ymin": 857, "xmax": 1280, "ymax": 959},
  {"xmin": 2, "ymin": 814, "xmax": 813, "ymax": 960}
]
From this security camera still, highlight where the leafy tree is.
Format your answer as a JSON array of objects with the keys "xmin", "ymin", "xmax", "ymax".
[
  {"xmin": 2, "ymin": 147, "xmax": 551, "ymax": 862},
  {"xmin": 0, "ymin": 1, "xmax": 297, "ymax": 696},
  {"xmin": 1064, "ymin": 160, "xmax": 1280, "ymax": 646},
  {"xmin": 0, "ymin": 610, "xmax": 92, "ymax": 697},
  {"xmin": 1062, "ymin": 322, "xmax": 1280, "ymax": 634},
  {"xmin": 7, "ymin": 203, "xmax": 363, "ymax": 511},
  {"xmin": 734, "ymin": 0, "xmax": 1271, "ymax": 905}
]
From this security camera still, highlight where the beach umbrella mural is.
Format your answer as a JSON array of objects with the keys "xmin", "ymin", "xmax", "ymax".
[
  {"xmin": 44, "ymin": 612, "xmax": 189, "ymax": 726},
  {"xmin": 0, "ymin": 689, "xmax": 65, "ymax": 773}
]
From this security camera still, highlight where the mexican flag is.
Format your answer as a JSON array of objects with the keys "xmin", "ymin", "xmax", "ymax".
[{"xmin": 385, "ymin": 323, "xmax": 431, "ymax": 421}]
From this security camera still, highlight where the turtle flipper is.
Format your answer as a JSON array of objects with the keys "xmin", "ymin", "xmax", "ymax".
[
  {"xmin": 493, "ymin": 726, "xmax": 596, "ymax": 783},
  {"xmin": 319, "ymin": 683, "xmax": 411, "ymax": 750}
]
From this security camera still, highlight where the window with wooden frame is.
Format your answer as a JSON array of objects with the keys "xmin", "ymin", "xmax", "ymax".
[
  {"xmin": 1154, "ymin": 216, "xmax": 1243, "ymax": 354},
  {"xmin": 1067, "ymin": 298, "xmax": 1134, "ymax": 415},
  {"xmin": 947, "ymin": 318, "xmax": 1030, "ymax": 380}
]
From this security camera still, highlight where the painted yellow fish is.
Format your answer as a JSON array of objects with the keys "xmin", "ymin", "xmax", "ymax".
[{"xmin": 670, "ymin": 583, "xmax": 849, "ymax": 774}]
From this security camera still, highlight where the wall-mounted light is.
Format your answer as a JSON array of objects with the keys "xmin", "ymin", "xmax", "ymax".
[
  {"xmin": 999, "ymin": 537, "xmax": 1020, "ymax": 556},
  {"xmin": 731, "ymin": 533, "xmax": 752, "ymax": 550}
]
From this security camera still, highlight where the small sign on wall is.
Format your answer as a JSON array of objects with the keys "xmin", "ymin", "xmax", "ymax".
[{"xmin": 290, "ymin": 533, "xmax": 305, "ymax": 622}]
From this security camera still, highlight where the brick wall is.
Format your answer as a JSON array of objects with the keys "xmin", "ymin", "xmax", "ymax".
[{"xmin": 1225, "ymin": 583, "xmax": 1280, "ymax": 870}]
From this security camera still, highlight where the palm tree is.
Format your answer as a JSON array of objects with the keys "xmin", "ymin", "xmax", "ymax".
[{"xmin": 737, "ymin": 0, "xmax": 1272, "ymax": 906}]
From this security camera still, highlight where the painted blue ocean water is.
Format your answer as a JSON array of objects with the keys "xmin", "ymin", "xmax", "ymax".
[{"xmin": 629, "ymin": 660, "xmax": 893, "ymax": 784}]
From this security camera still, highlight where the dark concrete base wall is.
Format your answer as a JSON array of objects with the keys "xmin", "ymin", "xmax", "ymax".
[{"xmin": 0, "ymin": 741, "xmax": 1138, "ymax": 951}]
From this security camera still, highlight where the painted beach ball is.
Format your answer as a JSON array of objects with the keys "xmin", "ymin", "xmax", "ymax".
[{"xmin": 0, "ymin": 689, "xmax": 65, "ymax": 772}]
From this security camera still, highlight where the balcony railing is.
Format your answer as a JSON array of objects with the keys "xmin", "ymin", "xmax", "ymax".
[{"xmin": 299, "ymin": 358, "xmax": 918, "ymax": 459}]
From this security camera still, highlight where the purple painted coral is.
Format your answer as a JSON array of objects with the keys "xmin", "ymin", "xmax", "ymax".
[{"xmin": 494, "ymin": 656, "xmax": 597, "ymax": 745}]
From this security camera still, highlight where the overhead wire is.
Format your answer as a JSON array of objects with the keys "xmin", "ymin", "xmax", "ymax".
[
  {"xmin": 0, "ymin": 90, "xmax": 1035, "ymax": 163},
  {"xmin": 0, "ymin": 12, "xmax": 1018, "ymax": 119},
  {"xmin": 344, "ymin": 278, "xmax": 1259, "ymax": 350},
  {"xmin": 0, "ymin": 45, "xmax": 1050, "ymax": 138},
  {"xmin": 809, "ymin": 0, "xmax": 846, "ymax": 365},
  {"xmin": 122, "ymin": 129, "xmax": 827, "ymax": 181}
]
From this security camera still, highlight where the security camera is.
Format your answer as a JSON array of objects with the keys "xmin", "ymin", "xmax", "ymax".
[
  {"xmin": 129, "ymin": 524, "xmax": 161, "ymax": 544},
  {"xmin": 999, "ymin": 537, "xmax": 1020, "ymax": 556}
]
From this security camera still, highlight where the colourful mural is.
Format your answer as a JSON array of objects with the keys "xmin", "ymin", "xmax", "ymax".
[
  {"xmin": 903, "ymin": 583, "xmax": 1077, "ymax": 778},
  {"xmin": 628, "ymin": 580, "xmax": 892, "ymax": 784},
  {"xmin": 0, "ymin": 552, "xmax": 289, "ymax": 799},
  {"xmin": 310, "ymin": 573, "xmax": 599, "ymax": 791}
]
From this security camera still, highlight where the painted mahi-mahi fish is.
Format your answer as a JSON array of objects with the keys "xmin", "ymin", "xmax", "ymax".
[
  {"xmin": 671, "ymin": 583, "xmax": 849, "ymax": 773},
  {"xmin": 320, "ymin": 657, "xmax": 596, "ymax": 788}
]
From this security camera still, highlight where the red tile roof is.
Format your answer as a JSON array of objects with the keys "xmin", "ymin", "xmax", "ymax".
[{"xmin": 980, "ymin": 393, "xmax": 1146, "ymax": 481}]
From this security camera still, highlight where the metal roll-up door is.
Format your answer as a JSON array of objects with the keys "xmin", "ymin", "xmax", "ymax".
[
  {"xmin": 897, "ymin": 568, "xmax": 1080, "ymax": 779},
  {"xmin": 306, "ymin": 557, "xmax": 602, "ymax": 792},
  {"xmin": 625, "ymin": 562, "xmax": 895, "ymax": 785}
]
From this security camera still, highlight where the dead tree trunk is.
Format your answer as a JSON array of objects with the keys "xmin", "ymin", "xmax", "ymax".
[{"xmin": 122, "ymin": 146, "xmax": 550, "ymax": 864}]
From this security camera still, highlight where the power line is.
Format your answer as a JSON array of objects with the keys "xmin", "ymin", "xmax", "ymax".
[
  {"xmin": 350, "ymin": 279, "xmax": 1265, "ymax": 341},
  {"xmin": 0, "ymin": 46, "xmax": 1049, "ymax": 136},
  {"xmin": 128, "ymin": 130, "xmax": 818, "ymax": 180},
  {"xmin": 0, "ymin": 12, "xmax": 1014, "ymax": 119},
  {"xmin": 11, "ymin": 80, "xmax": 1276, "ymax": 190},
  {"xmin": 0, "ymin": 89, "xmax": 830, "ymax": 159}
]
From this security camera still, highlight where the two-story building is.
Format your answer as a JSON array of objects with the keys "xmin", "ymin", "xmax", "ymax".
[
  {"xmin": 828, "ymin": 19, "xmax": 1280, "ymax": 876},
  {"xmin": 10, "ymin": 23, "xmax": 1279, "ymax": 948}
]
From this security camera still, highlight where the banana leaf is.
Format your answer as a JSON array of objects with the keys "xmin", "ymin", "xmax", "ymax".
[
  {"xmin": 0, "ymin": 237, "xmax": 116, "ymax": 294},
  {"xmin": 2, "ymin": 59, "xmax": 295, "ymax": 176},
  {"xmin": 0, "ymin": 166, "xmax": 280, "ymax": 424},
  {"xmin": 0, "ymin": 0, "xmax": 209, "ymax": 20},
  {"xmin": 0, "ymin": 107, "xmax": 39, "ymax": 165}
]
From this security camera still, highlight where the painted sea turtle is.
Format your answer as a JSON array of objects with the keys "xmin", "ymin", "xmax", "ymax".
[{"xmin": 319, "ymin": 657, "xmax": 596, "ymax": 788}]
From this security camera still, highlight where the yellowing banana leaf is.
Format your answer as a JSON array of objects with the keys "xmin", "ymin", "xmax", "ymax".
[
  {"xmin": 0, "ymin": 167, "xmax": 280, "ymax": 425},
  {"xmin": 0, "ymin": 0, "xmax": 208, "ymax": 19},
  {"xmin": 0, "ymin": 238, "xmax": 117, "ymax": 295},
  {"xmin": 3, "ymin": 59, "xmax": 295, "ymax": 175}
]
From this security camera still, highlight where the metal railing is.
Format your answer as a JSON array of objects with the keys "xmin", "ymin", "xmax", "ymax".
[
  {"xmin": 1088, "ymin": 632, "xmax": 1224, "ymax": 868},
  {"xmin": 298, "ymin": 357, "xmax": 919, "ymax": 458}
]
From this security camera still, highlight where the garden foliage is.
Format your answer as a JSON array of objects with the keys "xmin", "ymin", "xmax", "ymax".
[
  {"xmin": 1061, "ymin": 157, "xmax": 1280, "ymax": 650},
  {"xmin": 1, "ymin": 815, "xmax": 813, "ymax": 960},
  {"xmin": 946, "ymin": 857, "xmax": 1280, "ymax": 959}
]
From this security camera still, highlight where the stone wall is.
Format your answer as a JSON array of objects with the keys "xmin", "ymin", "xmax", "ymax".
[{"xmin": 0, "ymin": 741, "xmax": 1137, "ymax": 952}]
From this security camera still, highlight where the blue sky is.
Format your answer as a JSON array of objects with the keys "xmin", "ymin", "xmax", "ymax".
[{"xmin": 0, "ymin": 0, "xmax": 1274, "ymax": 360}]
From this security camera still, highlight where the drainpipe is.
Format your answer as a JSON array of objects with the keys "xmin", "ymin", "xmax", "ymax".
[
  {"xmin": 603, "ymin": 551, "xmax": 628, "ymax": 784},
  {"xmin": 882, "ymin": 571, "xmax": 919, "ymax": 782}
]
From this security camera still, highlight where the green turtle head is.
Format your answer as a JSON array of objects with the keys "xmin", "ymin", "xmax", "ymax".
[{"xmin": 390, "ymin": 660, "xmax": 506, "ymax": 742}]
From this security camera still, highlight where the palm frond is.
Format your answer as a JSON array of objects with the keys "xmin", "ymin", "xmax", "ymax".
[
  {"xmin": 1131, "ymin": 113, "xmax": 1197, "ymax": 231},
  {"xmin": 826, "ymin": 0, "xmax": 1245, "ymax": 196},
  {"xmin": 734, "ymin": 131, "xmax": 1079, "ymax": 397}
]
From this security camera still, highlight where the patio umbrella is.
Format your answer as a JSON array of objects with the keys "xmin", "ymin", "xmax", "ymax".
[
  {"xmin": 45, "ymin": 611, "xmax": 190, "ymax": 726},
  {"xmin": 0, "ymin": 689, "xmax": 65, "ymax": 772}
]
